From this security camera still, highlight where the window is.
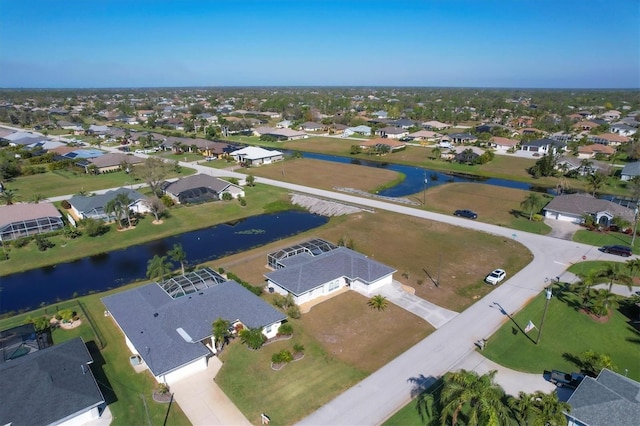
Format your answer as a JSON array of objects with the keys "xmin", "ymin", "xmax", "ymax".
[
  {"xmin": 265, "ymin": 325, "xmax": 272, "ymax": 334},
  {"xmin": 328, "ymin": 279, "xmax": 340, "ymax": 292}
]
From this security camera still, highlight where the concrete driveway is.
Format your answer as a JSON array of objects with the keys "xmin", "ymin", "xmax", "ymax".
[{"xmin": 355, "ymin": 280, "xmax": 458, "ymax": 329}]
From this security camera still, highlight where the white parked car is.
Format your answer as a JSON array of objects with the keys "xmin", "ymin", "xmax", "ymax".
[{"xmin": 485, "ymin": 269, "xmax": 506, "ymax": 285}]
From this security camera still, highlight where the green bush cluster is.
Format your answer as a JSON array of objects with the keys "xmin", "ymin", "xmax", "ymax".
[
  {"xmin": 226, "ymin": 272, "xmax": 263, "ymax": 296},
  {"xmin": 277, "ymin": 322, "xmax": 293, "ymax": 336},
  {"xmin": 271, "ymin": 349, "xmax": 293, "ymax": 364}
]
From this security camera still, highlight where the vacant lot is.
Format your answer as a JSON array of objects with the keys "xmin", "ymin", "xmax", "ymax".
[
  {"xmin": 215, "ymin": 209, "xmax": 532, "ymax": 312},
  {"xmin": 248, "ymin": 157, "xmax": 402, "ymax": 192}
]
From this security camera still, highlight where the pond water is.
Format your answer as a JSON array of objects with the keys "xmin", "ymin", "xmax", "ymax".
[
  {"xmin": 297, "ymin": 151, "xmax": 550, "ymax": 197},
  {"xmin": 0, "ymin": 210, "xmax": 328, "ymax": 315}
]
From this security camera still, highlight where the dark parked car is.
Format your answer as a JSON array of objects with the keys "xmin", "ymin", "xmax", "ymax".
[
  {"xmin": 601, "ymin": 245, "xmax": 632, "ymax": 257},
  {"xmin": 549, "ymin": 370, "xmax": 585, "ymax": 389},
  {"xmin": 454, "ymin": 209, "xmax": 478, "ymax": 219}
]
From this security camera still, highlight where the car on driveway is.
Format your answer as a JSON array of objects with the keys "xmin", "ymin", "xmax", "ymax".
[
  {"xmin": 485, "ymin": 269, "xmax": 506, "ymax": 285},
  {"xmin": 601, "ymin": 245, "xmax": 632, "ymax": 257},
  {"xmin": 454, "ymin": 209, "xmax": 478, "ymax": 219}
]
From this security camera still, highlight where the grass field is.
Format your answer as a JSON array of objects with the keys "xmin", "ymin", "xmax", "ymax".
[
  {"xmin": 217, "ymin": 291, "xmax": 432, "ymax": 425},
  {"xmin": 573, "ymin": 229, "xmax": 640, "ymax": 254},
  {"xmin": 481, "ymin": 285, "xmax": 640, "ymax": 381}
]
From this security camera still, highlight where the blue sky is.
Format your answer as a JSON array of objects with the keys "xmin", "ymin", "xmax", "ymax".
[{"xmin": 1, "ymin": 0, "xmax": 638, "ymax": 88}]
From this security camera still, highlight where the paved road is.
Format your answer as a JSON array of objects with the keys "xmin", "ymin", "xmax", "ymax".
[{"xmin": 11, "ymin": 128, "xmax": 635, "ymax": 424}]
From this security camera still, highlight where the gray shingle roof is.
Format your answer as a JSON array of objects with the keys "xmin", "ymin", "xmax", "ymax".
[
  {"xmin": 567, "ymin": 369, "xmax": 640, "ymax": 426},
  {"xmin": 522, "ymin": 138, "xmax": 566, "ymax": 148},
  {"xmin": 265, "ymin": 247, "xmax": 396, "ymax": 295},
  {"xmin": 0, "ymin": 337, "xmax": 105, "ymax": 426},
  {"xmin": 69, "ymin": 187, "xmax": 147, "ymax": 214},
  {"xmin": 621, "ymin": 161, "xmax": 640, "ymax": 177},
  {"xmin": 102, "ymin": 279, "xmax": 285, "ymax": 377},
  {"xmin": 163, "ymin": 174, "xmax": 231, "ymax": 197},
  {"xmin": 543, "ymin": 193, "xmax": 635, "ymax": 221}
]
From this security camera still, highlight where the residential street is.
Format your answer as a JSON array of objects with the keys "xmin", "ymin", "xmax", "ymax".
[{"xmin": 39, "ymin": 142, "xmax": 635, "ymax": 425}]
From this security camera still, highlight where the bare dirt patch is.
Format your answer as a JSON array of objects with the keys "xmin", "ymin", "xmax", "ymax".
[
  {"xmin": 248, "ymin": 158, "xmax": 400, "ymax": 192},
  {"xmin": 300, "ymin": 291, "xmax": 433, "ymax": 373}
]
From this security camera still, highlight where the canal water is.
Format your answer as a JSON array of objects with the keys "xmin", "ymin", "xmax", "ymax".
[{"xmin": 0, "ymin": 210, "xmax": 327, "ymax": 315}]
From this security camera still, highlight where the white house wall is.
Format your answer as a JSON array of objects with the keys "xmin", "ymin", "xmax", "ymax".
[
  {"xmin": 159, "ymin": 356, "xmax": 208, "ymax": 385},
  {"xmin": 351, "ymin": 274, "xmax": 393, "ymax": 294},
  {"xmin": 262, "ymin": 321, "xmax": 282, "ymax": 339},
  {"xmin": 544, "ymin": 210, "xmax": 582, "ymax": 224},
  {"xmin": 56, "ymin": 406, "xmax": 102, "ymax": 426}
]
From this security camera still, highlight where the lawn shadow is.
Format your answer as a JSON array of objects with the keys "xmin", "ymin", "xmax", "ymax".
[
  {"xmin": 85, "ymin": 340, "xmax": 118, "ymax": 405},
  {"xmin": 491, "ymin": 302, "xmax": 535, "ymax": 344},
  {"xmin": 561, "ymin": 352, "xmax": 583, "ymax": 371},
  {"xmin": 554, "ymin": 285, "xmax": 583, "ymax": 312},
  {"xmin": 508, "ymin": 209, "xmax": 522, "ymax": 219},
  {"xmin": 625, "ymin": 325, "xmax": 640, "ymax": 345}
]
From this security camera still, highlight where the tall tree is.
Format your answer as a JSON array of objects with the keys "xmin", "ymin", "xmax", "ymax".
[
  {"xmin": 439, "ymin": 369, "xmax": 510, "ymax": 426},
  {"xmin": 573, "ymin": 269, "xmax": 602, "ymax": 308},
  {"xmin": 520, "ymin": 193, "xmax": 543, "ymax": 221},
  {"xmin": 146, "ymin": 255, "xmax": 172, "ymax": 282},
  {"xmin": 145, "ymin": 195, "xmax": 166, "ymax": 222},
  {"xmin": 168, "ymin": 243, "xmax": 187, "ymax": 275},
  {"xmin": 133, "ymin": 157, "xmax": 169, "ymax": 196},
  {"xmin": 114, "ymin": 192, "xmax": 133, "ymax": 228},
  {"xmin": 212, "ymin": 317, "xmax": 230, "ymax": 352},
  {"xmin": 586, "ymin": 171, "xmax": 606, "ymax": 196},
  {"xmin": 598, "ymin": 263, "xmax": 633, "ymax": 292},
  {"xmin": 104, "ymin": 198, "xmax": 125, "ymax": 229}
]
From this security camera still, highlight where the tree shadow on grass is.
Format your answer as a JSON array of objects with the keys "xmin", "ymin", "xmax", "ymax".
[
  {"xmin": 407, "ymin": 375, "xmax": 441, "ymax": 425},
  {"xmin": 553, "ymin": 286, "xmax": 583, "ymax": 312},
  {"xmin": 491, "ymin": 302, "xmax": 535, "ymax": 344},
  {"xmin": 561, "ymin": 352, "xmax": 584, "ymax": 372}
]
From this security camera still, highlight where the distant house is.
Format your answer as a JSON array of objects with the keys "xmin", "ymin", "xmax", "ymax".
[
  {"xmin": 229, "ymin": 146, "xmax": 283, "ymax": 167},
  {"xmin": 0, "ymin": 336, "xmax": 106, "ymax": 426},
  {"xmin": 0, "ymin": 202, "xmax": 64, "ymax": 243},
  {"xmin": 69, "ymin": 188, "xmax": 150, "ymax": 221},
  {"xmin": 408, "ymin": 130, "xmax": 441, "ymax": 142},
  {"xmin": 265, "ymin": 244, "xmax": 396, "ymax": 305},
  {"xmin": 520, "ymin": 138, "xmax": 566, "ymax": 155},
  {"xmin": 588, "ymin": 133, "xmax": 630, "ymax": 147},
  {"xmin": 601, "ymin": 110, "xmax": 622, "ymax": 121},
  {"xmin": 275, "ymin": 120, "xmax": 292, "ymax": 129},
  {"xmin": 621, "ymin": 161, "xmax": 640, "ymax": 181},
  {"xmin": 448, "ymin": 133, "xmax": 478, "ymax": 144},
  {"xmin": 84, "ymin": 152, "xmax": 144, "ymax": 174},
  {"xmin": 162, "ymin": 174, "xmax": 244, "ymax": 204},
  {"xmin": 573, "ymin": 121, "xmax": 600, "ymax": 131},
  {"xmin": 376, "ymin": 126, "xmax": 409, "ymax": 139},
  {"xmin": 611, "ymin": 123, "xmax": 637, "ymax": 137},
  {"xmin": 422, "ymin": 120, "xmax": 450, "ymax": 130},
  {"xmin": 253, "ymin": 126, "xmax": 308, "ymax": 141},
  {"xmin": 543, "ymin": 193, "xmax": 634, "ymax": 226},
  {"xmin": 299, "ymin": 122, "xmax": 325, "ymax": 132},
  {"xmin": 577, "ymin": 144, "xmax": 615, "ymax": 159},
  {"xmin": 390, "ymin": 118, "xmax": 416, "ymax": 129},
  {"xmin": 102, "ymin": 268, "xmax": 286, "ymax": 384},
  {"xmin": 566, "ymin": 369, "xmax": 640, "ymax": 426},
  {"xmin": 343, "ymin": 125, "xmax": 372, "ymax": 137},
  {"xmin": 489, "ymin": 136, "xmax": 519, "ymax": 152},
  {"xmin": 358, "ymin": 137, "xmax": 406, "ymax": 152}
]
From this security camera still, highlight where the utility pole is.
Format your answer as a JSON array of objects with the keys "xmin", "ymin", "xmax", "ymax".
[
  {"xmin": 423, "ymin": 170, "xmax": 427, "ymax": 205},
  {"xmin": 535, "ymin": 287, "xmax": 553, "ymax": 345}
]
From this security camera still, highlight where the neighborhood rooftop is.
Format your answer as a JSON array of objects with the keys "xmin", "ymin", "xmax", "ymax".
[{"xmin": 267, "ymin": 238, "xmax": 339, "ymax": 269}]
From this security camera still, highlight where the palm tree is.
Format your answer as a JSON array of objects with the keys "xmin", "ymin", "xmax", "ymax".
[
  {"xmin": 586, "ymin": 171, "xmax": 606, "ymax": 196},
  {"xmin": 598, "ymin": 263, "xmax": 633, "ymax": 292},
  {"xmin": 368, "ymin": 294, "xmax": 388, "ymax": 311},
  {"xmin": 520, "ymin": 193, "xmax": 543, "ymax": 221},
  {"xmin": 439, "ymin": 369, "xmax": 510, "ymax": 426},
  {"xmin": 212, "ymin": 317, "xmax": 230, "ymax": 352},
  {"xmin": 530, "ymin": 391, "xmax": 570, "ymax": 426},
  {"xmin": 104, "ymin": 198, "xmax": 124, "ymax": 228},
  {"xmin": 508, "ymin": 391, "xmax": 536, "ymax": 425},
  {"xmin": 114, "ymin": 192, "xmax": 133, "ymax": 228},
  {"xmin": 0, "ymin": 189, "xmax": 19, "ymax": 205},
  {"xmin": 30, "ymin": 193, "xmax": 46, "ymax": 203},
  {"xmin": 431, "ymin": 146, "xmax": 442, "ymax": 160},
  {"xmin": 573, "ymin": 269, "xmax": 602, "ymax": 308},
  {"xmin": 591, "ymin": 288, "xmax": 620, "ymax": 317},
  {"xmin": 146, "ymin": 255, "xmax": 172, "ymax": 282},
  {"xmin": 168, "ymin": 243, "xmax": 187, "ymax": 275},
  {"xmin": 626, "ymin": 258, "xmax": 640, "ymax": 280}
]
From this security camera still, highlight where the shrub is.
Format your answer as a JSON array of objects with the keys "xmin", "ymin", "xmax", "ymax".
[
  {"xmin": 161, "ymin": 195, "xmax": 175, "ymax": 207},
  {"xmin": 278, "ymin": 322, "xmax": 293, "ymax": 336},
  {"xmin": 293, "ymin": 343, "xmax": 305, "ymax": 354},
  {"xmin": 278, "ymin": 349, "xmax": 293, "ymax": 363},
  {"xmin": 13, "ymin": 237, "xmax": 31, "ymax": 248},
  {"xmin": 532, "ymin": 214, "xmax": 544, "ymax": 222},
  {"xmin": 286, "ymin": 304, "xmax": 301, "ymax": 319},
  {"xmin": 221, "ymin": 192, "xmax": 232, "ymax": 201},
  {"xmin": 60, "ymin": 199, "xmax": 71, "ymax": 209},
  {"xmin": 35, "ymin": 235, "xmax": 55, "ymax": 251},
  {"xmin": 63, "ymin": 227, "xmax": 82, "ymax": 239},
  {"xmin": 58, "ymin": 309, "xmax": 75, "ymax": 322},
  {"xmin": 81, "ymin": 218, "xmax": 109, "ymax": 237},
  {"xmin": 239, "ymin": 328, "xmax": 266, "ymax": 350},
  {"xmin": 238, "ymin": 196, "xmax": 246, "ymax": 206}
]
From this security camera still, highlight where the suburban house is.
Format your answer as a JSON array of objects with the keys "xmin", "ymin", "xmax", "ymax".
[
  {"xmin": 543, "ymin": 193, "xmax": 634, "ymax": 226},
  {"xmin": 275, "ymin": 120, "xmax": 292, "ymax": 128},
  {"xmin": 611, "ymin": 123, "xmax": 638, "ymax": 137},
  {"xmin": 566, "ymin": 369, "xmax": 639, "ymax": 426},
  {"xmin": 422, "ymin": 120, "xmax": 450, "ymax": 130},
  {"xmin": 588, "ymin": 133, "xmax": 630, "ymax": 147},
  {"xmin": 520, "ymin": 138, "xmax": 566, "ymax": 155},
  {"xmin": 358, "ymin": 137, "xmax": 406, "ymax": 152},
  {"xmin": 229, "ymin": 146, "xmax": 283, "ymax": 167},
  {"xmin": 253, "ymin": 126, "xmax": 308, "ymax": 141},
  {"xmin": 621, "ymin": 161, "xmax": 640, "ymax": 181},
  {"xmin": 601, "ymin": 110, "xmax": 622, "ymax": 121},
  {"xmin": 556, "ymin": 156, "xmax": 608, "ymax": 176},
  {"xmin": 68, "ymin": 188, "xmax": 150, "ymax": 222},
  {"xmin": 448, "ymin": 133, "xmax": 478, "ymax": 144},
  {"xmin": 102, "ymin": 268, "xmax": 286, "ymax": 384},
  {"xmin": 489, "ymin": 136, "xmax": 519, "ymax": 153},
  {"xmin": 408, "ymin": 130, "xmax": 442, "ymax": 142},
  {"xmin": 343, "ymin": 125, "xmax": 372, "ymax": 137},
  {"xmin": 573, "ymin": 121, "xmax": 600, "ymax": 131},
  {"xmin": 376, "ymin": 126, "xmax": 409, "ymax": 139},
  {"xmin": 81, "ymin": 152, "xmax": 144, "ymax": 174},
  {"xmin": 0, "ymin": 334, "xmax": 106, "ymax": 426},
  {"xmin": 162, "ymin": 174, "xmax": 244, "ymax": 204},
  {"xmin": 265, "ymin": 241, "xmax": 396, "ymax": 305},
  {"xmin": 0, "ymin": 202, "xmax": 64, "ymax": 243},
  {"xmin": 577, "ymin": 144, "xmax": 615, "ymax": 159},
  {"xmin": 299, "ymin": 122, "xmax": 325, "ymax": 132}
]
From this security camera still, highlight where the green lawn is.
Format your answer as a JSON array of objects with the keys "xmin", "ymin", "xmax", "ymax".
[
  {"xmin": 0, "ymin": 292, "xmax": 190, "ymax": 425},
  {"xmin": 6, "ymin": 167, "xmax": 195, "ymax": 200},
  {"xmin": 573, "ymin": 229, "xmax": 640, "ymax": 254},
  {"xmin": 216, "ymin": 318, "xmax": 367, "ymax": 426},
  {"xmin": 482, "ymin": 286, "xmax": 640, "ymax": 381}
]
